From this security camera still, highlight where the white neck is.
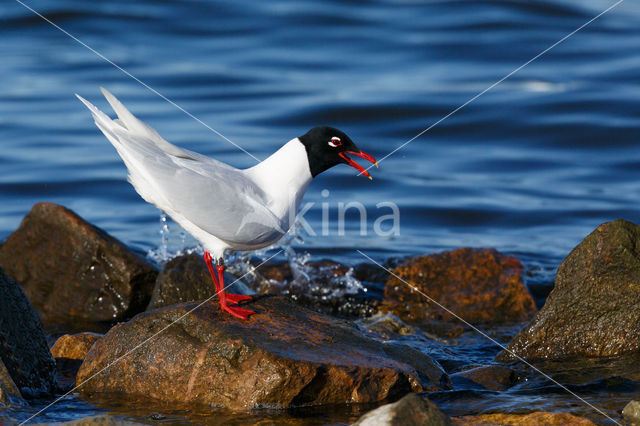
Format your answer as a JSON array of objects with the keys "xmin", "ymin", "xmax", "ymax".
[{"xmin": 244, "ymin": 138, "xmax": 312, "ymax": 224}]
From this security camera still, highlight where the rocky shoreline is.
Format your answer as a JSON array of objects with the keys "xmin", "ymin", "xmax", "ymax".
[{"xmin": 1, "ymin": 202, "xmax": 639, "ymax": 424}]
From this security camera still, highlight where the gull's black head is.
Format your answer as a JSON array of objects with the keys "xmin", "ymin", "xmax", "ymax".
[{"xmin": 298, "ymin": 126, "xmax": 377, "ymax": 179}]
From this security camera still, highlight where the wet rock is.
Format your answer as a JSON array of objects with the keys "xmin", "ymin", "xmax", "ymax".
[
  {"xmin": 0, "ymin": 358, "xmax": 24, "ymax": 407},
  {"xmin": 146, "ymin": 253, "xmax": 247, "ymax": 310},
  {"xmin": 0, "ymin": 267, "xmax": 56, "ymax": 395},
  {"xmin": 452, "ymin": 365, "xmax": 520, "ymax": 391},
  {"xmin": 453, "ymin": 411, "xmax": 597, "ymax": 425},
  {"xmin": 0, "ymin": 203, "xmax": 158, "ymax": 326},
  {"xmin": 353, "ymin": 393, "xmax": 453, "ymax": 426},
  {"xmin": 497, "ymin": 220, "xmax": 640, "ymax": 362},
  {"xmin": 382, "ymin": 248, "xmax": 536, "ymax": 325},
  {"xmin": 358, "ymin": 313, "xmax": 417, "ymax": 340},
  {"xmin": 51, "ymin": 332, "xmax": 103, "ymax": 361},
  {"xmin": 40, "ymin": 415, "xmax": 144, "ymax": 425},
  {"xmin": 51, "ymin": 332, "xmax": 103, "ymax": 387},
  {"xmin": 153, "ymin": 255, "xmax": 377, "ymax": 318},
  {"xmin": 255, "ymin": 259, "xmax": 378, "ymax": 318},
  {"xmin": 623, "ymin": 400, "xmax": 640, "ymax": 425},
  {"xmin": 77, "ymin": 296, "xmax": 449, "ymax": 410}
]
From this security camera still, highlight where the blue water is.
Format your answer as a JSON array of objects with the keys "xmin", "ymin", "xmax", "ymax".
[{"xmin": 1, "ymin": 0, "xmax": 640, "ymax": 423}]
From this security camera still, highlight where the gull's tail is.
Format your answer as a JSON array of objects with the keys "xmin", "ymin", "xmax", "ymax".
[
  {"xmin": 76, "ymin": 88, "xmax": 192, "ymax": 158},
  {"xmin": 75, "ymin": 89, "xmax": 193, "ymax": 209}
]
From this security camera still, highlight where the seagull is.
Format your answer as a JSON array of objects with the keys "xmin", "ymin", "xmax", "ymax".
[{"xmin": 76, "ymin": 88, "xmax": 377, "ymax": 319}]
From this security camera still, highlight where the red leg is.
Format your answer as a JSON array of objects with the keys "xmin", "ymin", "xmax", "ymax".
[
  {"xmin": 215, "ymin": 264, "xmax": 255, "ymax": 320},
  {"xmin": 203, "ymin": 251, "xmax": 222, "ymax": 295}
]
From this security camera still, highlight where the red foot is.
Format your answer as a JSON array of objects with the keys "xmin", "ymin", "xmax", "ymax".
[
  {"xmin": 203, "ymin": 251, "xmax": 256, "ymax": 320},
  {"xmin": 219, "ymin": 302, "xmax": 256, "ymax": 320},
  {"xmin": 225, "ymin": 293, "xmax": 253, "ymax": 304}
]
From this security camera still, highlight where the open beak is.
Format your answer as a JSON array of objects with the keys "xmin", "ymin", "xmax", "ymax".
[{"xmin": 339, "ymin": 150, "xmax": 378, "ymax": 180}]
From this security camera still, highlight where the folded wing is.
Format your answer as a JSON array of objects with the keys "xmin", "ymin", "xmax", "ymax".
[{"xmin": 76, "ymin": 91, "xmax": 286, "ymax": 246}]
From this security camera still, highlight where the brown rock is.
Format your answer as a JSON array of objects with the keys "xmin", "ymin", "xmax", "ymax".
[
  {"xmin": 452, "ymin": 365, "xmax": 520, "ymax": 391},
  {"xmin": 151, "ymin": 255, "xmax": 376, "ymax": 318},
  {"xmin": 453, "ymin": 411, "xmax": 597, "ymax": 425},
  {"xmin": 51, "ymin": 332, "xmax": 103, "ymax": 389},
  {"xmin": 0, "ymin": 267, "xmax": 56, "ymax": 394},
  {"xmin": 353, "ymin": 393, "xmax": 453, "ymax": 426},
  {"xmin": 497, "ymin": 220, "xmax": 640, "ymax": 362},
  {"xmin": 40, "ymin": 415, "xmax": 144, "ymax": 425},
  {"xmin": 146, "ymin": 253, "xmax": 242, "ymax": 310},
  {"xmin": 0, "ymin": 203, "xmax": 158, "ymax": 326},
  {"xmin": 51, "ymin": 332, "xmax": 102, "ymax": 360},
  {"xmin": 382, "ymin": 248, "xmax": 536, "ymax": 324},
  {"xmin": 77, "ymin": 296, "xmax": 449, "ymax": 410}
]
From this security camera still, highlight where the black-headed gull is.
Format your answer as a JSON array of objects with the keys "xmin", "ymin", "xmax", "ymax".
[{"xmin": 77, "ymin": 88, "xmax": 377, "ymax": 319}]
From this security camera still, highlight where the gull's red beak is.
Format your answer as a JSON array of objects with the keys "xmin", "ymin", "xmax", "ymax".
[{"xmin": 338, "ymin": 150, "xmax": 378, "ymax": 180}]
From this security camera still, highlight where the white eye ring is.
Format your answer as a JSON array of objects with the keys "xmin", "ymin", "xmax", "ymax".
[{"xmin": 328, "ymin": 137, "xmax": 342, "ymax": 148}]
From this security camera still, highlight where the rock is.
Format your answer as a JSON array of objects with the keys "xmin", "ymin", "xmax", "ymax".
[
  {"xmin": 453, "ymin": 411, "xmax": 596, "ymax": 425},
  {"xmin": 151, "ymin": 254, "xmax": 377, "ymax": 318},
  {"xmin": 0, "ymin": 267, "xmax": 56, "ymax": 395},
  {"xmin": 0, "ymin": 203, "xmax": 158, "ymax": 326},
  {"xmin": 255, "ymin": 259, "xmax": 378, "ymax": 318},
  {"xmin": 77, "ymin": 296, "xmax": 449, "ymax": 409},
  {"xmin": 0, "ymin": 357, "xmax": 24, "ymax": 407},
  {"xmin": 623, "ymin": 400, "xmax": 640, "ymax": 425},
  {"xmin": 51, "ymin": 332, "xmax": 103, "ymax": 361},
  {"xmin": 452, "ymin": 365, "xmax": 520, "ymax": 391},
  {"xmin": 51, "ymin": 332, "xmax": 103, "ymax": 387},
  {"xmin": 382, "ymin": 248, "xmax": 536, "ymax": 324},
  {"xmin": 39, "ymin": 415, "xmax": 144, "ymax": 425},
  {"xmin": 353, "ymin": 393, "xmax": 453, "ymax": 426},
  {"xmin": 497, "ymin": 220, "xmax": 640, "ymax": 362},
  {"xmin": 146, "ymin": 253, "xmax": 247, "ymax": 310}
]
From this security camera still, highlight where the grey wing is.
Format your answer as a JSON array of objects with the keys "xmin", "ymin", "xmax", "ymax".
[{"xmin": 110, "ymin": 127, "xmax": 287, "ymax": 246}]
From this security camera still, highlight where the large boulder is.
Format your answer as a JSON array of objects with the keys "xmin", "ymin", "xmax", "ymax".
[
  {"xmin": 382, "ymin": 248, "xmax": 536, "ymax": 324},
  {"xmin": 77, "ymin": 296, "xmax": 449, "ymax": 410},
  {"xmin": 497, "ymin": 220, "xmax": 640, "ymax": 361},
  {"xmin": 0, "ymin": 203, "xmax": 158, "ymax": 326},
  {"xmin": 0, "ymin": 267, "xmax": 56, "ymax": 395},
  {"xmin": 353, "ymin": 393, "xmax": 453, "ymax": 426}
]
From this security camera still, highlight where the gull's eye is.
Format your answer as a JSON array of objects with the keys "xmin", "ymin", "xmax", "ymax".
[{"xmin": 328, "ymin": 136, "xmax": 342, "ymax": 148}]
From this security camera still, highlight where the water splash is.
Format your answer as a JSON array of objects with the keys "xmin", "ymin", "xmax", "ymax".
[
  {"xmin": 146, "ymin": 214, "xmax": 367, "ymax": 307},
  {"xmin": 146, "ymin": 213, "xmax": 200, "ymax": 266}
]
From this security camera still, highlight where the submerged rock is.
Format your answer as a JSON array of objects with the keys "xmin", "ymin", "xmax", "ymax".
[
  {"xmin": 353, "ymin": 393, "xmax": 453, "ymax": 426},
  {"xmin": 77, "ymin": 296, "xmax": 449, "ymax": 410},
  {"xmin": 452, "ymin": 365, "xmax": 520, "ymax": 391},
  {"xmin": 382, "ymin": 248, "xmax": 536, "ymax": 325},
  {"xmin": 0, "ymin": 267, "xmax": 56, "ymax": 395},
  {"xmin": 497, "ymin": 220, "xmax": 640, "ymax": 362},
  {"xmin": 453, "ymin": 411, "xmax": 596, "ymax": 425},
  {"xmin": 0, "ymin": 203, "xmax": 158, "ymax": 326}
]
